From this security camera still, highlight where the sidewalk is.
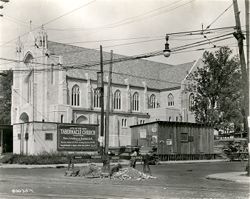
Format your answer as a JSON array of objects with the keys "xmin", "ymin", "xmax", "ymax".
[
  {"xmin": 0, "ymin": 159, "xmax": 227, "ymax": 169},
  {"xmin": 206, "ymin": 172, "xmax": 250, "ymax": 184}
]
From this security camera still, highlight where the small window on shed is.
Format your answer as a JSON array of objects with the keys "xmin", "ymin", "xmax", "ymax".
[
  {"xmin": 18, "ymin": 133, "xmax": 21, "ymax": 140},
  {"xmin": 181, "ymin": 133, "xmax": 188, "ymax": 142},
  {"xmin": 45, "ymin": 133, "xmax": 53, "ymax": 141}
]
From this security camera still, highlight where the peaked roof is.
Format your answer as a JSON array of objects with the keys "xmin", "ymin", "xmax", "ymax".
[{"xmin": 47, "ymin": 41, "xmax": 195, "ymax": 90}]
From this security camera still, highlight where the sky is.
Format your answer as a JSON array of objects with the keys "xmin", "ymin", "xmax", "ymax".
[{"xmin": 0, "ymin": 0, "xmax": 248, "ymax": 70}]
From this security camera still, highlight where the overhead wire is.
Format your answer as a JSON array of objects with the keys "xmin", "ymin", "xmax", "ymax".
[
  {"xmin": 0, "ymin": 0, "xmax": 97, "ymax": 48},
  {"xmin": 199, "ymin": 2, "xmax": 234, "ymax": 49},
  {"xmin": 0, "ymin": 31, "xmax": 234, "ymax": 72},
  {"xmin": 45, "ymin": 26, "xmax": 236, "ymax": 59},
  {"xmin": 0, "ymin": 37, "xmax": 239, "ymax": 89},
  {"xmin": 4, "ymin": 41, "xmax": 243, "ymax": 88},
  {"xmin": 42, "ymin": 0, "xmax": 96, "ymax": 27},
  {"xmin": 46, "ymin": 0, "xmax": 188, "ymax": 32},
  {"xmin": 204, "ymin": 3, "xmax": 233, "ymax": 31},
  {"xmin": 103, "ymin": 0, "xmax": 195, "ymax": 29}
]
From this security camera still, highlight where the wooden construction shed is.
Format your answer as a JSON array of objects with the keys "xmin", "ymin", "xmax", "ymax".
[{"xmin": 130, "ymin": 121, "xmax": 214, "ymax": 159}]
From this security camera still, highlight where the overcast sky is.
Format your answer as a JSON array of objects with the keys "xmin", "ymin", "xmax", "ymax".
[{"xmin": 0, "ymin": 0, "xmax": 247, "ymax": 70}]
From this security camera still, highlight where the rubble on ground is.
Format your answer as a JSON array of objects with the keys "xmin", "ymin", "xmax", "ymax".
[
  {"xmin": 111, "ymin": 167, "xmax": 156, "ymax": 180},
  {"xmin": 65, "ymin": 163, "xmax": 102, "ymax": 178},
  {"xmin": 65, "ymin": 163, "xmax": 156, "ymax": 180}
]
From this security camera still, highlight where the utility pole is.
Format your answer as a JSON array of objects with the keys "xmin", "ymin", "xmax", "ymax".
[
  {"xmin": 97, "ymin": 45, "xmax": 107, "ymax": 170},
  {"xmin": 232, "ymin": 0, "xmax": 249, "ymax": 176},
  {"xmin": 104, "ymin": 50, "xmax": 113, "ymax": 171},
  {"xmin": 245, "ymin": 0, "xmax": 250, "ymax": 176},
  {"xmin": 99, "ymin": 46, "xmax": 104, "ymax": 138}
]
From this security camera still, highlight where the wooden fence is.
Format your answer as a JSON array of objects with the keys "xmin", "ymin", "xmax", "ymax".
[{"xmin": 158, "ymin": 154, "xmax": 217, "ymax": 161}]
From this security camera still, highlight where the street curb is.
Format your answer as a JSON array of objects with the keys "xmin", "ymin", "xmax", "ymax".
[
  {"xmin": 206, "ymin": 172, "xmax": 250, "ymax": 184},
  {"xmin": 0, "ymin": 159, "xmax": 228, "ymax": 169},
  {"xmin": 159, "ymin": 159, "xmax": 228, "ymax": 164}
]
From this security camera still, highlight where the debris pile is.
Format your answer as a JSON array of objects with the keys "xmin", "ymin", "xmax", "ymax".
[
  {"xmin": 65, "ymin": 163, "xmax": 103, "ymax": 178},
  {"xmin": 112, "ymin": 167, "xmax": 156, "ymax": 180},
  {"xmin": 65, "ymin": 163, "xmax": 156, "ymax": 180}
]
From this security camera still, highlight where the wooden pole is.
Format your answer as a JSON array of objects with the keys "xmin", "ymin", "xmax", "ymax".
[
  {"xmin": 245, "ymin": 0, "xmax": 250, "ymax": 176},
  {"xmin": 100, "ymin": 46, "xmax": 104, "ymax": 141},
  {"xmin": 105, "ymin": 50, "xmax": 113, "ymax": 155},
  {"xmin": 233, "ymin": 0, "xmax": 249, "ymax": 175}
]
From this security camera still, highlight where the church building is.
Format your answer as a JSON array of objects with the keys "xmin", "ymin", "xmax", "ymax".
[{"xmin": 11, "ymin": 29, "xmax": 201, "ymax": 154}]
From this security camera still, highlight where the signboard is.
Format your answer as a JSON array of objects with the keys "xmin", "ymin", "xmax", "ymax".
[
  {"xmin": 151, "ymin": 135, "xmax": 158, "ymax": 145},
  {"xmin": 57, "ymin": 124, "xmax": 98, "ymax": 151},
  {"xmin": 166, "ymin": 139, "xmax": 172, "ymax": 146},
  {"xmin": 139, "ymin": 129, "xmax": 147, "ymax": 138}
]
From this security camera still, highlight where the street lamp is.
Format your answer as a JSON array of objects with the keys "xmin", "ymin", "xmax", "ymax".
[{"xmin": 163, "ymin": 34, "xmax": 171, "ymax": 57}]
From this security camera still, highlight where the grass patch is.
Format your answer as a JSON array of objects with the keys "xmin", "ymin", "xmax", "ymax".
[{"xmin": 0, "ymin": 152, "xmax": 100, "ymax": 165}]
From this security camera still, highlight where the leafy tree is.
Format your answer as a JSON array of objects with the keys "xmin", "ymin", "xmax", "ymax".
[
  {"xmin": 0, "ymin": 70, "xmax": 13, "ymax": 124},
  {"xmin": 190, "ymin": 47, "xmax": 244, "ymax": 135}
]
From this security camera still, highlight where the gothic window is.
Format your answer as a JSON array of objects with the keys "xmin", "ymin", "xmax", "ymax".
[
  {"xmin": 139, "ymin": 119, "xmax": 145, "ymax": 124},
  {"xmin": 132, "ymin": 92, "xmax": 139, "ymax": 111},
  {"xmin": 24, "ymin": 53, "xmax": 33, "ymax": 104},
  {"xmin": 149, "ymin": 94, "xmax": 156, "ymax": 108},
  {"xmin": 71, "ymin": 85, "xmax": 80, "ymax": 106},
  {"xmin": 113, "ymin": 90, "xmax": 121, "ymax": 110},
  {"xmin": 189, "ymin": 93, "xmax": 195, "ymax": 110},
  {"xmin": 27, "ymin": 76, "xmax": 32, "ymax": 103},
  {"xmin": 51, "ymin": 64, "xmax": 54, "ymax": 84},
  {"xmin": 168, "ymin": 93, "xmax": 174, "ymax": 106},
  {"xmin": 93, "ymin": 89, "xmax": 101, "ymax": 108},
  {"xmin": 121, "ymin": 118, "xmax": 127, "ymax": 127}
]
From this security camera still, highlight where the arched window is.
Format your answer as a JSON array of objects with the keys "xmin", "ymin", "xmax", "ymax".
[
  {"xmin": 24, "ymin": 53, "xmax": 33, "ymax": 103},
  {"xmin": 93, "ymin": 89, "xmax": 101, "ymax": 108},
  {"xmin": 168, "ymin": 93, "xmax": 174, "ymax": 106},
  {"xmin": 132, "ymin": 92, "xmax": 139, "ymax": 111},
  {"xmin": 189, "ymin": 93, "xmax": 195, "ymax": 110},
  {"xmin": 122, "ymin": 118, "xmax": 127, "ymax": 127},
  {"xmin": 113, "ymin": 90, "xmax": 121, "ymax": 110},
  {"xmin": 71, "ymin": 85, "xmax": 80, "ymax": 106},
  {"xmin": 149, "ymin": 94, "xmax": 156, "ymax": 108},
  {"xmin": 76, "ymin": 115, "xmax": 88, "ymax": 124}
]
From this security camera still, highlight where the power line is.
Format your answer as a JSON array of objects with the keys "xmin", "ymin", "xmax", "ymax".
[
  {"xmin": 0, "ymin": 0, "xmax": 96, "ymax": 48},
  {"xmin": 13, "ymin": 89, "xmax": 49, "ymax": 121},
  {"xmin": 104, "ymin": 0, "xmax": 195, "ymax": 29},
  {"xmin": 0, "ymin": 31, "xmax": 234, "ymax": 70},
  {"xmin": 0, "ymin": 39, "xmax": 238, "ymax": 89},
  {"xmin": 46, "ymin": 0, "xmax": 188, "ymax": 32},
  {"xmin": 5, "ymin": 42, "xmax": 243, "ymax": 88},
  {"xmin": 204, "ymin": 3, "xmax": 233, "ymax": 31},
  {"xmin": 43, "ymin": 0, "xmax": 96, "ymax": 27},
  {"xmin": 46, "ymin": 26, "xmax": 235, "ymax": 59},
  {"xmin": 62, "ymin": 35, "xmax": 164, "ymax": 45}
]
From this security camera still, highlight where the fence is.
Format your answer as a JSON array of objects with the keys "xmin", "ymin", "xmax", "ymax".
[{"xmin": 158, "ymin": 154, "xmax": 217, "ymax": 161}]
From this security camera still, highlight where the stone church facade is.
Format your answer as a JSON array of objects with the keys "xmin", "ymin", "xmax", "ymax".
[{"xmin": 11, "ymin": 29, "xmax": 201, "ymax": 154}]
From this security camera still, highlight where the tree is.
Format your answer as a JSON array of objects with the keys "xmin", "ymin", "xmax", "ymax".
[
  {"xmin": 0, "ymin": 70, "xmax": 13, "ymax": 124},
  {"xmin": 190, "ymin": 47, "xmax": 244, "ymax": 136}
]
